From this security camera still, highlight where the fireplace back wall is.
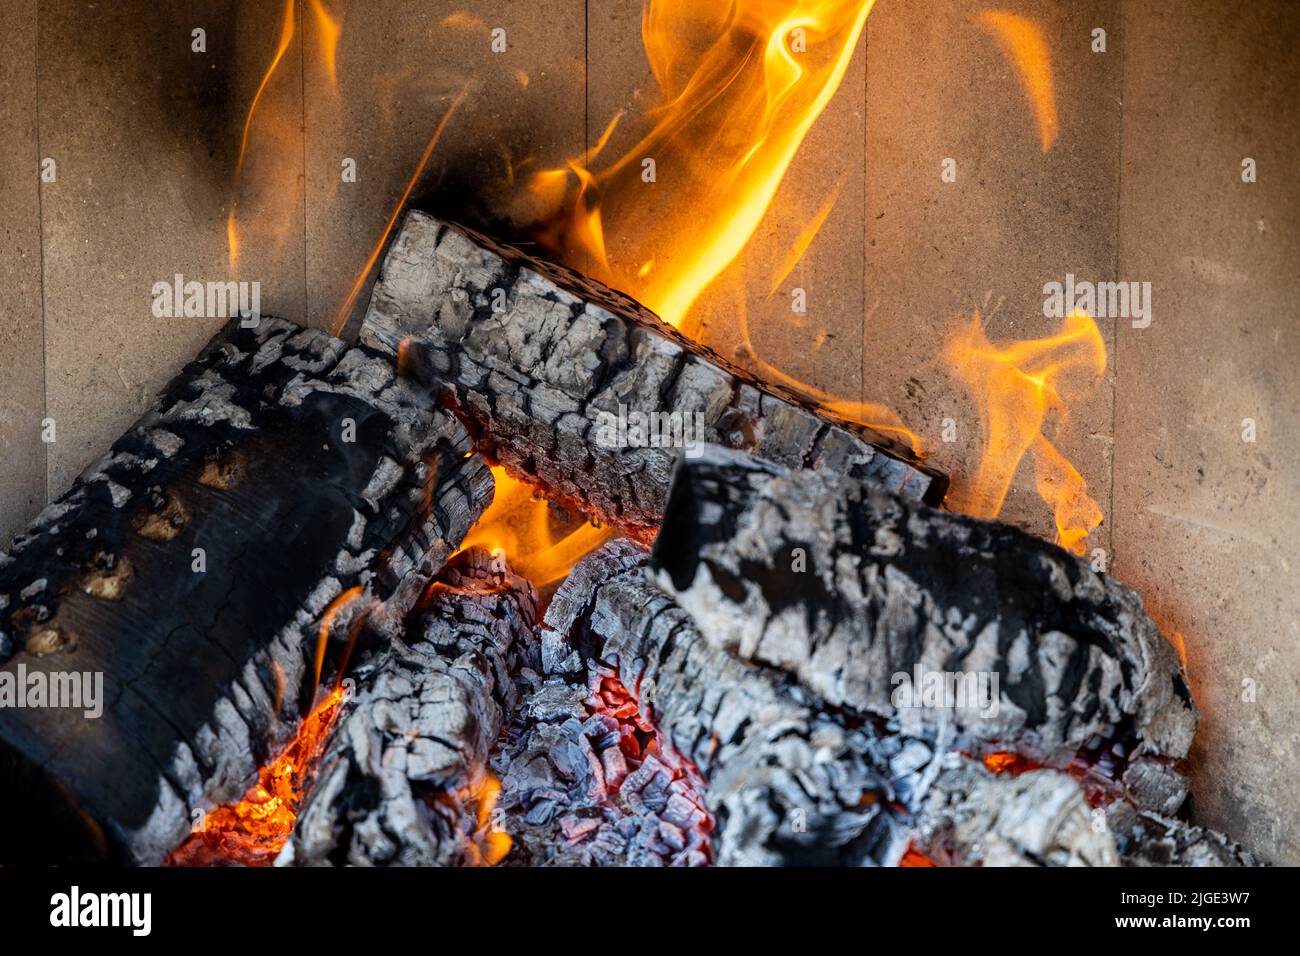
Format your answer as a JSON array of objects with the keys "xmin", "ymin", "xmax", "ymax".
[{"xmin": 1, "ymin": 0, "xmax": 1296, "ymax": 862}]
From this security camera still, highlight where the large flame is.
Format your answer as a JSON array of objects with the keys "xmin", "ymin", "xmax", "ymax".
[
  {"xmin": 530, "ymin": 0, "xmax": 876, "ymax": 331},
  {"xmin": 942, "ymin": 310, "xmax": 1106, "ymax": 554}
]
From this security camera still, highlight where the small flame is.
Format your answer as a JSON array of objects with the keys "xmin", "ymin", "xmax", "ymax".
[
  {"xmin": 227, "ymin": 0, "xmax": 297, "ymax": 273},
  {"xmin": 942, "ymin": 309, "xmax": 1106, "ymax": 554},
  {"xmin": 307, "ymin": 0, "xmax": 342, "ymax": 91},
  {"xmin": 977, "ymin": 10, "xmax": 1058, "ymax": 153},
  {"xmin": 459, "ymin": 774, "xmax": 512, "ymax": 866},
  {"xmin": 458, "ymin": 467, "xmax": 614, "ymax": 588}
]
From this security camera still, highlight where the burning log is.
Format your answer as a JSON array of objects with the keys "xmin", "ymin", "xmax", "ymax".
[
  {"xmin": 564, "ymin": 542, "xmax": 904, "ymax": 865},
  {"xmin": 548, "ymin": 542, "xmax": 1135, "ymax": 866},
  {"xmin": 0, "ymin": 318, "xmax": 492, "ymax": 864},
  {"xmin": 649, "ymin": 446, "xmax": 1198, "ymax": 767},
  {"xmin": 911, "ymin": 761, "xmax": 1119, "ymax": 866},
  {"xmin": 552, "ymin": 542, "xmax": 1250, "ymax": 867},
  {"xmin": 358, "ymin": 211, "xmax": 946, "ymax": 542},
  {"xmin": 281, "ymin": 548, "xmax": 534, "ymax": 867}
]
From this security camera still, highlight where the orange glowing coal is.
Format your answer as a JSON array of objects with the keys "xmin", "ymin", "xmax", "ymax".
[
  {"xmin": 167, "ymin": 686, "xmax": 346, "ymax": 867},
  {"xmin": 459, "ymin": 467, "xmax": 615, "ymax": 588},
  {"xmin": 943, "ymin": 310, "xmax": 1106, "ymax": 555}
]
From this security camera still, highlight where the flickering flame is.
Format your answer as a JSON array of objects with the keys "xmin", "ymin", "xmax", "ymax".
[
  {"xmin": 977, "ymin": 10, "xmax": 1058, "ymax": 153},
  {"xmin": 942, "ymin": 310, "xmax": 1106, "ymax": 554},
  {"xmin": 459, "ymin": 467, "xmax": 615, "ymax": 588},
  {"xmin": 307, "ymin": 0, "xmax": 341, "ymax": 90},
  {"xmin": 460, "ymin": 774, "xmax": 512, "ymax": 866},
  {"xmin": 227, "ymin": 0, "xmax": 296, "ymax": 273},
  {"xmin": 530, "ymin": 0, "xmax": 877, "ymax": 329},
  {"xmin": 330, "ymin": 86, "xmax": 469, "ymax": 336},
  {"xmin": 167, "ymin": 686, "xmax": 346, "ymax": 867}
]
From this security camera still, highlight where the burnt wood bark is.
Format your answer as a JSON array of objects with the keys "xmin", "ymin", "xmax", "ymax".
[
  {"xmin": 553, "ymin": 542, "xmax": 1251, "ymax": 867},
  {"xmin": 649, "ymin": 446, "xmax": 1198, "ymax": 765},
  {"xmin": 358, "ymin": 210, "xmax": 945, "ymax": 542},
  {"xmin": 282, "ymin": 548, "xmax": 535, "ymax": 866},
  {"xmin": 0, "ymin": 318, "xmax": 492, "ymax": 865}
]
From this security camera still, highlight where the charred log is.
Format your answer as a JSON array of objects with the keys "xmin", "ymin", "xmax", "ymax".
[
  {"xmin": 492, "ymin": 542, "xmax": 713, "ymax": 866},
  {"xmin": 281, "ymin": 548, "xmax": 534, "ymax": 866},
  {"xmin": 358, "ymin": 211, "xmax": 945, "ymax": 542},
  {"xmin": 649, "ymin": 446, "xmax": 1198, "ymax": 766},
  {"xmin": 548, "ymin": 542, "xmax": 1135, "ymax": 866},
  {"xmin": 0, "ymin": 318, "xmax": 492, "ymax": 865}
]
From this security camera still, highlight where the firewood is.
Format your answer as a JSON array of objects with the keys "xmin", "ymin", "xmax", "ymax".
[
  {"xmin": 546, "ymin": 541, "xmax": 903, "ymax": 865},
  {"xmin": 0, "ymin": 317, "xmax": 493, "ymax": 864},
  {"xmin": 648, "ymin": 446, "xmax": 1198, "ymax": 765},
  {"xmin": 281, "ymin": 548, "xmax": 535, "ymax": 867},
  {"xmin": 493, "ymin": 541, "xmax": 714, "ymax": 866},
  {"xmin": 358, "ymin": 211, "xmax": 946, "ymax": 542},
  {"xmin": 558, "ymin": 542, "xmax": 1258, "ymax": 867}
]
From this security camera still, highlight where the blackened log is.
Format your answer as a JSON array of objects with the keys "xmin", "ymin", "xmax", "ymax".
[
  {"xmin": 649, "ymin": 446, "xmax": 1198, "ymax": 764},
  {"xmin": 548, "ymin": 544, "xmax": 1250, "ymax": 867},
  {"xmin": 0, "ymin": 318, "xmax": 492, "ymax": 865},
  {"xmin": 358, "ymin": 211, "xmax": 945, "ymax": 542},
  {"xmin": 281, "ymin": 548, "xmax": 535, "ymax": 866}
]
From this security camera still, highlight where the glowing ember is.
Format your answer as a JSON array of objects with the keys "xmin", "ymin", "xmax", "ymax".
[
  {"xmin": 899, "ymin": 845, "xmax": 938, "ymax": 867},
  {"xmin": 458, "ymin": 467, "xmax": 615, "ymax": 588},
  {"xmin": 166, "ymin": 687, "xmax": 346, "ymax": 867},
  {"xmin": 942, "ymin": 309, "xmax": 1106, "ymax": 554}
]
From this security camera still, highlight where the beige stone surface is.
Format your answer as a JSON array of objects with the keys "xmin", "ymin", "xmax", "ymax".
[
  {"xmin": 304, "ymin": 0, "xmax": 586, "ymax": 335},
  {"xmin": 864, "ymin": 0, "xmax": 1122, "ymax": 552},
  {"xmin": 1113, "ymin": 0, "xmax": 1300, "ymax": 864},
  {"xmin": 0, "ymin": 1, "xmax": 46, "ymax": 545},
  {"xmin": 35, "ymin": 0, "xmax": 305, "ymax": 495}
]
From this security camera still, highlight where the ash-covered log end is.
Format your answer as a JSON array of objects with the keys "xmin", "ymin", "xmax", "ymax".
[{"xmin": 649, "ymin": 445, "xmax": 1198, "ymax": 767}]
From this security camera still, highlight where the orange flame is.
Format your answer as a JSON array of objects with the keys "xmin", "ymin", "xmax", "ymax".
[
  {"xmin": 167, "ymin": 686, "xmax": 346, "ymax": 867},
  {"xmin": 330, "ymin": 86, "xmax": 469, "ymax": 336},
  {"xmin": 228, "ymin": 0, "xmax": 297, "ymax": 273},
  {"xmin": 942, "ymin": 310, "xmax": 1106, "ymax": 554},
  {"xmin": 459, "ymin": 774, "xmax": 512, "ymax": 866},
  {"xmin": 531, "ymin": 0, "xmax": 877, "ymax": 329},
  {"xmin": 459, "ymin": 467, "xmax": 615, "ymax": 588},
  {"xmin": 977, "ymin": 10, "xmax": 1058, "ymax": 153},
  {"xmin": 308, "ymin": 0, "xmax": 342, "ymax": 90}
]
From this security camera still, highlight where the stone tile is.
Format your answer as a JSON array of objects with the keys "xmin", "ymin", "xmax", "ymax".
[
  {"xmin": 304, "ymin": 0, "xmax": 586, "ymax": 335},
  {"xmin": 865, "ymin": 0, "xmax": 1121, "ymax": 551},
  {"xmin": 0, "ymin": 1, "xmax": 46, "ymax": 544},
  {"xmin": 1113, "ymin": 0, "xmax": 1300, "ymax": 864},
  {"xmin": 36, "ymin": 0, "xmax": 305, "ymax": 494}
]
